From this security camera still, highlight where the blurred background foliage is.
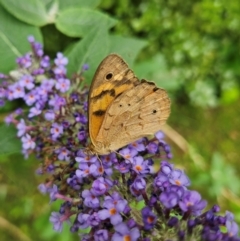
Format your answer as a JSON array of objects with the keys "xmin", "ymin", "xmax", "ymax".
[{"xmin": 0, "ymin": 0, "xmax": 240, "ymax": 240}]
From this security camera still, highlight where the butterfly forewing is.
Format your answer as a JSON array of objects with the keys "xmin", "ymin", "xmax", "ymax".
[{"xmin": 88, "ymin": 54, "xmax": 139, "ymax": 145}]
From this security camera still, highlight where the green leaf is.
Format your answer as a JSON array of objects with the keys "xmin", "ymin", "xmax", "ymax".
[
  {"xmin": 134, "ymin": 54, "xmax": 181, "ymax": 90},
  {"xmin": 56, "ymin": 8, "xmax": 117, "ymax": 37},
  {"xmin": 108, "ymin": 35, "xmax": 148, "ymax": 66},
  {"xmin": 209, "ymin": 152, "xmax": 240, "ymax": 196},
  {"xmin": 189, "ymin": 80, "xmax": 218, "ymax": 107},
  {"xmin": 221, "ymin": 86, "xmax": 240, "ymax": 105},
  {"xmin": 1, "ymin": 0, "xmax": 49, "ymax": 26},
  {"xmin": 66, "ymin": 28, "xmax": 110, "ymax": 83},
  {"xmin": 0, "ymin": 5, "xmax": 42, "ymax": 73},
  {"xmin": 0, "ymin": 124, "xmax": 21, "ymax": 156},
  {"xmin": 58, "ymin": 0, "xmax": 100, "ymax": 10}
]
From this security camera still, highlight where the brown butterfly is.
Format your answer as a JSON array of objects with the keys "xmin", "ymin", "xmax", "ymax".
[{"xmin": 88, "ymin": 54, "xmax": 171, "ymax": 155}]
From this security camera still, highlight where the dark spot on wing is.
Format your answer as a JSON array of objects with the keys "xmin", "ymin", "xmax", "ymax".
[
  {"xmin": 93, "ymin": 109, "xmax": 106, "ymax": 116},
  {"xmin": 92, "ymin": 89, "xmax": 115, "ymax": 101},
  {"xmin": 109, "ymin": 89, "xmax": 115, "ymax": 97},
  {"xmin": 106, "ymin": 73, "xmax": 113, "ymax": 80}
]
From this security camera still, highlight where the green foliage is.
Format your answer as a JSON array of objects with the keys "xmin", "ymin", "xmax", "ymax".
[
  {"xmin": 100, "ymin": 0, "xmax": 240, "ymax": 107},
  {"xmin": 56, "ymin": 8, "xmax": 117, "ymax": 37},
  {"xmin": 193, "ymin": 152, "xmax": 240, "ymax": 198},
  {"xmin": 0, "ymin": 5, "xmax": 42, "ymax": 73},
  {"xmin": 0, "ymin": 124, "xmax": 21, "ymax": 156}
]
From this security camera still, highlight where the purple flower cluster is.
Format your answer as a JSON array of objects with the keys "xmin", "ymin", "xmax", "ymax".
[{"xmin": 1, "ymin": 37, "xmax": 239, "ymax": 241}]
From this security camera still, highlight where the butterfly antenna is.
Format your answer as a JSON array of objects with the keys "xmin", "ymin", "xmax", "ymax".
[
  {"xmin": 113, "ymin": 150, "xmax": 133, "ymax": 163},
  {"xmin": 95, "ymin": 154, "xmax": 104, "ymax": 176}
]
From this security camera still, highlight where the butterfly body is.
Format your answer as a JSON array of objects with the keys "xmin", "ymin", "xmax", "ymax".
[{"xmin": 88, "ymin": 54, "xmax": 171, "ymax": 155}]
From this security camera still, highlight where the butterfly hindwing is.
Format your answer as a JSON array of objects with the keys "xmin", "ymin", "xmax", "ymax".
[{"xmin": 95, "ymin": 81, "xmax": 171, "ymax": 151}]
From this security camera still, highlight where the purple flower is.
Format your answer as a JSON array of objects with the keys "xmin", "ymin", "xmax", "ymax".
[
  {"xmin": 44, "ymin": 110, "xmax": 55, "ymax": 121},
  {"xmin": 141, "ymin": 207, "xmax": 157, "ymax": 230},
  {"xmin": 94, "ymin": 229, "xmax": 109, "ymax": 241},
  {"xmin": 49, "ymin": 212, "xmax": 63, "ymax": 232},
  {"xmin": 82, "ymin": 189, "xmax": 100, "ymax": 208},
  {"xmin": 41, "ymin": 78, "xmax": 55, "ymax": 91},
  {"xmin": 119, "ymin": 147, "xmax": 138, "ymax": 162},
  {"xmin": 91, "ymin": 177, "xmax": 113, "ymax": 196},
  {"xmin": 82, "ymin": 63, "xmax": 89, "ymax": 71},
  {"xmin": 112, "ymin": 223, "xmax": 140, "ymax": 241},
  {"xmin": 131, "ymin": 177, "xmax": 146, "ymax": 191},
  {"xmin": 160, "ymin": 161, "xmax": 173, "ymax": 175},
  {"xmin": 132, "ymin": 156, "xmax": 151, "ymax": 174},
  {"xmin": 168, "ymin": 217, "xmax": 179, "ymax": 227},
  {"xmin": 32, "ymin": 42, "xmax": 43, "ymax": 57},
  {"xmin": 54, "ymin": 52, "xmax": 68, "ymax": 66},
  {"xmin": 169, "ymin": 169, "xmax": 190, "ymax": 187},
  {"xmin": 159, "ymin": 191, "xmax": 179, "ymax": 209},
  {"xmin": 129, "ymin": 138, "xmax": 146, "ymax": 152},
  {"xmin": 98, "ymin": 202, "xmax": 123, "ymax": 225},
  {"xmin": 19, "ymin": 75, "xmax": 35, "ymax": 90},
  {"xmin": 179, "ymin": 190, "xmax": 207, "ymax": 216},
  {"xmin": 101, "ymin": 153, "xmax": 117, "ymax": 167},
  {"xmin": 6, "ymin": 86, "xmax": 14, "ymax": 100},
  {"xmin": 49, "ymin": 184, "xmax": 59, "ymax": 201},
  {"xmin": 48, "ymin": 95, "xmax": 66, "ymax": 110},
  {"xmin": 21, "ymin": 134, "xmax": 36, "ymax": 150},
  {"xmin": 37, "ymin": 87, "xmax": 49, "ymax": 100},
  {"xmin": 22, "ymin": 149, "xmax": 29, "ymax": 159},
  {"xmin": 89, "ymin": 212, "xmax": 101, "ymax": 227},
  {"xmin": 90, "ymin": 161, "xmax": 105, "ymax": 177},
  {"xmin": 75, "ymin": 153, "xmax": 97, "ymax": 163},
  {"xmin": 38, "ymin": 183, "xmax": 50, "ymax": 194},
  {"xmin": 24, "ymin": 90, "xmax": 38, "ymax": 106},
  {"xmin": 40, "ymin": 56, "xmax": 50, "ymax": 68},
  {"xmin": 32, "ymin": 68, "xmax": 44, "ymax": 75},
  {"xmin": 154, "ymin": 172, "xmax": 170, "ymax": 189},
  {"xmin": 0, "ymin": 87, "xmax": 6, "ymax": 98},
  {"xmin": 76, "ymin": 163, "xmax": 97, "ymax": 178},
  {"xmin": 103, "ymin": 192, "xmax": 128, "ymax": 212},
  {"xmin": 50, "ymin": 123, "xmax": 64, "ymax": 140},
  {"xmin": 16, "ymin": 53, "xmax": 32, "ymax": 68},
  {"xmin": 28, "ymin": 105, "xmax": 42, "ymax": 118},
  {"xmin": 14, "ymin": 108, "xmax": 23, "ymax": 116},
  {"xmin": 167, "ymin": 185, "xmax": 185, "ymax": 199},
  {"xmin": 155, "ymin": 131, "xmax": 165, "ymax": 141},
  {"xmin": 77, "ymin": 130, "xmax": 87, "ymax": 141},
  {"xmin": 4, "ymin": 114, "xmax": 14, "ymax": 125},
  {"xmin": 55, "ymin": 147, "xmax": 70, "ymax": 161},
  {"xmin": 9, "ymin": 83, "xmax": 25, "ymax": 99},
  {"xmin": 77, "ymin": 213, "xmax": 90, "ymax": 229},
  {"xmin": 146, "ymin": 142, "xmax": 159, "ymax": 154},
  {"xmin": 54, "ymin": 65, "xmax": 67, "ymax": 76},
  {"xmin": 226, "ymin": 211, "xmax": 239, "ymax": 237},
  {"xmin": 74, "ymin": 112, "xmax": 88, "ymax": 124},
  {"xmin": 28, "ymin": 35, "xmax": 35, "ymax": 43},
  {"xmin": 115, "ymin": 161, "xmax": 131, "ymax": 174},
  {"xmin": 17, "ymin": 119, "xmax": 27, "ymax": 137},
  {"xmin": 55, "ymin": 78, "xmax": 70, "ymax": 93}
]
